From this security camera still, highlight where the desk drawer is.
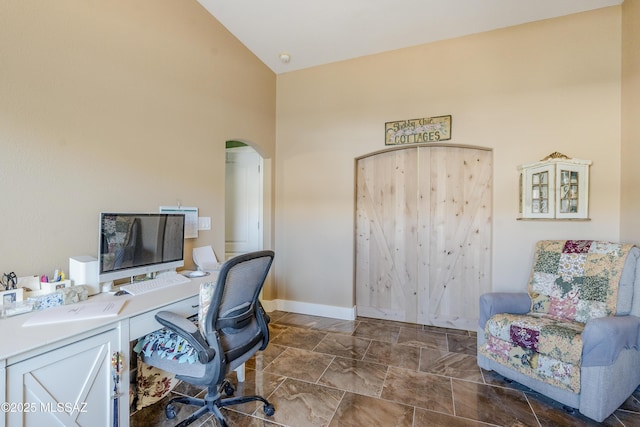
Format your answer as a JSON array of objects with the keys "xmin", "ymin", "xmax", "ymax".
[{"xmin": 129, "ymin": 295, "xmax": 199, "ymax": 340}]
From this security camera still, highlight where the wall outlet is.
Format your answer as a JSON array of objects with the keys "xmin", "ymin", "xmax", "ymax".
[{"xmin": 198, "ymin": 217, "xmax": 211, "ymax": 230}]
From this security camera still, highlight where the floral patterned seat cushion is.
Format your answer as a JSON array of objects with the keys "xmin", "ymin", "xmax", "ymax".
[
  {"xmin": 134, "ymin": 281, "xmax": 216, "ymax": 364},
  {"xmin": 480, "ymin": 312, "xmax": 584, "ymax": 392}
]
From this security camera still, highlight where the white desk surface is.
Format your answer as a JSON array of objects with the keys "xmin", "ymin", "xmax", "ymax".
[{"xmin": 0, "ymin": 273, "xmax": 217, "ymax": 362}]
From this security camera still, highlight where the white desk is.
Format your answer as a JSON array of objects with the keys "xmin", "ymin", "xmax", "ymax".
[{"xmin": 0, "ymin": 274, "xmax": 215, "ymax": 427}]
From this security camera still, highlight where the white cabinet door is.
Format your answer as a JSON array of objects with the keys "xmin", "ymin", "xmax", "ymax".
[{"xmin": 7, "ymin": 328, "xmax": 120, "ymax": 427}]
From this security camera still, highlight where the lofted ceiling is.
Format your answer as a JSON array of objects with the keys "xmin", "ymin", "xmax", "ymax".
[{"xmin": 198, "ymin": 0, "xmax": 622, "ymax": 74}]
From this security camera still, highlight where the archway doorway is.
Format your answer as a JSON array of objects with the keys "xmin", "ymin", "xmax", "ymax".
[{"xmin": 225, "ymin": 141, "xmax": 264, "ymax": 259}]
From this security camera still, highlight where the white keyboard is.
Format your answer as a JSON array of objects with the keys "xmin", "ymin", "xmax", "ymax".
[{"xmin": 119, "ymin": 273, "xmax": 191, "ymax": 296}]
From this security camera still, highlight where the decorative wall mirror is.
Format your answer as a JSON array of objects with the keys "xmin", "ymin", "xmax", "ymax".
[{"xmin": 518, "ymin": 152, "xmax": 591, "ymax": 220}]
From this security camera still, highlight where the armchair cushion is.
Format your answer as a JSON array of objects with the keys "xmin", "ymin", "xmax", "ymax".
[
  {"xmin": 528, "ymin": 240, "xmax": 634, "ymax": 323},
  {"xmin": 481, "ymin": 313, "xmax": 584, "ymax": 392}
]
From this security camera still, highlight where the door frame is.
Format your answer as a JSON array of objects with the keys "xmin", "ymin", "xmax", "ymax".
[{"xmin": 224, "ymin": 143, "xmax": 268, "ymax": 259}]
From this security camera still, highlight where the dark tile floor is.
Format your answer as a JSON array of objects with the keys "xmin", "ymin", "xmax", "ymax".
[{"xmin": 131, "ymin": 311, "xmax": 640, "ymax": 426}]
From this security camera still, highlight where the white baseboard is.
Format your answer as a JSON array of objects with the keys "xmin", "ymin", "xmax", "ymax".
[{"xmin": 261, "ymin": 299, "xmax": 356, "ymax": 321}]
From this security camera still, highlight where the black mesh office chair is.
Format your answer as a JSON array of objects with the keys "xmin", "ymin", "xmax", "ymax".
[{"xmin": 138, "ymin": 250, "xmax": 275, "ymax": 427}]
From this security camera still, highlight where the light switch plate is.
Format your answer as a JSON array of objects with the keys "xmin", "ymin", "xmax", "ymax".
[{"xmin": 198, "ymin": 217, "xmax": 211, "ymax": 230}]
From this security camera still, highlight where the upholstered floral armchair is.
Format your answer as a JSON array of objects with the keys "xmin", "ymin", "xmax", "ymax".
[{"xmin": 477, "ymin": 240, "xmax": 640, "ymax": 422}]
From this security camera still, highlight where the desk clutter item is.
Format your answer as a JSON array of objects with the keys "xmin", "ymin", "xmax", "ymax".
[
  {"xmin": 30, "ymin": 293, "xmax": 63, "ymax": 311},
  {"xmin": 186, "ymin": 270, "xmax": 209, "ymax": 278},
  {"xmin": 18, "ymin": 268, "xmax": 71, "ymax": 297},
  {"xmin": 1, "ymin": 272, "xmax": 18, "ymax": 290},
  {"xmin": 0, "ymin": 287, "xmax": 24, "ymax": 305},
  {"xmin": 0, "ymin": 269, "xmax": 94, "ymax": 318},
  {"xmin": 1, "ymin": 300, "xmax": 35, "ymax": 318},
  {"xmin": 192, "ymin": 245, "xmax": 221, "ymax": 272},
  {"xmin": 0, "ymin": 285, "xmax": 89, "ymax": 318},
  {"xmin": 0, "ymin": 287, "xmax": 29, "ymax": 318},
  {"xmin": 23, "ymin": 299, "xmax": 125, "ymax": 327},
  {"xmin": 28, "ymin": 285, "xmax": 90, "ymax": 310},
  {"xmin": 69, "ymin": 255, "xmax": 100, "ymax": 296},
  {"xmin": 39, "ymin": 279, "xmax": 72, "ymax": 293}
]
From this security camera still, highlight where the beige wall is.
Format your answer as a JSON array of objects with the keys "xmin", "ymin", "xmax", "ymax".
[
  {"xmin": 275, "ymin": 7, "xmax": 623, "ymax": 309},
  {"xmin": 0, "ymin": 1, "xmax": 632, "ymax": 316},
  {"xmin": 0, "ymin": 1, "xmax": 275, "ymax": 279},
  {"xmin": 621, "ymin": 0, "xmax": 640, "ymax": 243}
]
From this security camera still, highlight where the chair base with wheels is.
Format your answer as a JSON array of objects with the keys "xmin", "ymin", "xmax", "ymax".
[{"xmin": 165, "ymin": 378, "xmax": 275, "ymax": 427}]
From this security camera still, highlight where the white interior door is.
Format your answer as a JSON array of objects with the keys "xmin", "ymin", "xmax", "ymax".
[{"xmin": 225, "ymin": 146, "xmax": 263, "ymax": 259}]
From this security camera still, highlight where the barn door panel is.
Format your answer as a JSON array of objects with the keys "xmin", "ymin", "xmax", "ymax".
[
  {"xmin": 417, "ymin": 146, "xmax": 492, "ymax": 330},
  {"xmin": 356, "ymin": 144, "xmax": 492, "ymax": 330},
  {"xmin": 355, "ymin": 148, "xmax": 418, "ymax": 322}
]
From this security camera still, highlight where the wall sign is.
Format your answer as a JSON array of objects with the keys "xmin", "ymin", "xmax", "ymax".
[{"xmin": 385, "ymin": 115, "xmax": 451, "ymax": 145}]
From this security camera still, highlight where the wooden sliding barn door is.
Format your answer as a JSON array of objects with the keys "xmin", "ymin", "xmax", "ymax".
[
  {"xmin": 356, "ymin": 148, "xmax": 419, "ymax": 322},
  {"xmin": 355, "ymin": 144, "xmax": 492, "ymax": 330}
]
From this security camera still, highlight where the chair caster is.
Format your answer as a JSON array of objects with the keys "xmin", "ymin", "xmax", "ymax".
[
  {"xmin": 222, "ymin": 380, "xmax": 235, "ymax": 396},
  {"xmin": 165, "ymin": 403, "xmax": 177, "ymax": 419},
  {"xmin": 263, "ymin": 403, "xmax": 275, "ymax": 416}
]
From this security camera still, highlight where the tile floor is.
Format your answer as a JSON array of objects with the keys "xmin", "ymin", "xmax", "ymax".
[{"xmin": 131, "ymin": 311, "xmax": 640, "ymax": 426}]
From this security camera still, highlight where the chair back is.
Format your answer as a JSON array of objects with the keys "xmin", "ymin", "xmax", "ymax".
[{"xmin": 201, "ymin": 250, "xmax": 274, "ymax": 369}]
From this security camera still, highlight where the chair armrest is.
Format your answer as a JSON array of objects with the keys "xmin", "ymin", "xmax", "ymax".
[
  {"xmin": 155, "ymin": 310, "xmax": 216, "ymax": 364},
  {"xmin": 259, "ymin": 301, "xmax": 270, "ymax": 324},
  {"xmin": 479, "ymin": 292, "xmax": 531, "ymax": 329},
  {"xmin": 582, "ymin": 315, "xmax": 640, "ymax": 367},
  {"xmin": 257, "ymin": 301, "xmax": 270, "ymax": 351}
]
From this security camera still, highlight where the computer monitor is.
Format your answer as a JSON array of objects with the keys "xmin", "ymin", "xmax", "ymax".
[{"xmin": 98, "ymin": 213, "xmax": 185, "ymax": 283}]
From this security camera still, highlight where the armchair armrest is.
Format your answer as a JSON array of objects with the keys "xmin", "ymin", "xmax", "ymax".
[
  {"xmin": 155, "ymin": 310, "xmax": 216, "ymax": 364},
  {"xmin": 479, "ymin": 292, "xmax": 531, "ymax": 329},
  {"xmin": 582, "ymin": 315, "xmax": 640, "ymax": 367}
]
